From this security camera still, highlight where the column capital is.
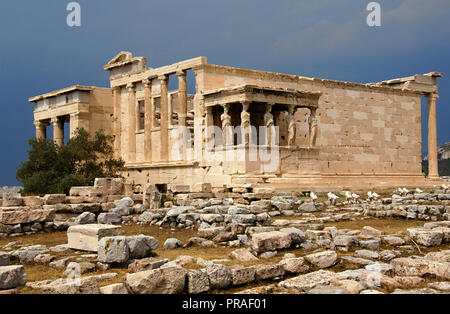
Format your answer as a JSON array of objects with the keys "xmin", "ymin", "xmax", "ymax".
[
  {"xmin": 158, "ymin": 74, "xmax": 168, "ymax": 82},
  {"xmin": 176, "ymin": 70, "xmax": 187, "ymax": 77},
  {"xmin": 112, "ymin": 86, "xmax": 121, "ymax": 92},
  {"xmin": 126, "ymin": 83, "xmax": 135, "ymax": 91},
  {"xmin": 34, "ymin": 120, "xmax": 47, "ymax": 127},
  {"xmin": 50, "ymin": 117, "xmax": 61, "ymax": 124},
  {"xmin": 142, "ymin": 79, "xmax": 152, "ymax": 87},
  {"xmin": 428, "ymin": 93, "xmax": 439, "ymax": 101}
]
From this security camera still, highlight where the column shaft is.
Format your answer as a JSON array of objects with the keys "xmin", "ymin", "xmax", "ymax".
[
  {"xmin": 35, "ymin": 121, "xmax": 47, "ymax": 140},
  {"xmin": 160, "ymin": 75, "xmax": 169, "ymax": 162},
  {"xmin": 177, "ymin": 71, "xmax": 187, "ymax": 127},
  {"xmin": 113, "ymin": 86, "xmax": 121, "ymax": 158},
  {"xmin": 127, "ymin": 83, "xmax": 136, "ymax": 162},
  {"xmin": 144, "ymin": 79, "xmax": 153, "ymax": 163},
  {"xmin": 52, "ymin": 117, "xmax": 64, "ymax": 146},
  {"xmin": 427, "ymin": 94, "xmax": 439, "ymax": 178}
]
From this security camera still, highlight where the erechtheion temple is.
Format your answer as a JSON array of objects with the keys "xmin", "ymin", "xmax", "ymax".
[{"xmin": 29, "ymin": 52, "xmax": 444, "ymax": 191}]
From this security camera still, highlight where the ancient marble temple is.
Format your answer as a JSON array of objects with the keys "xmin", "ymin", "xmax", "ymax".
[{"xmin": 29, "ymin": 51, "xmax": 443, "ymax": 191}]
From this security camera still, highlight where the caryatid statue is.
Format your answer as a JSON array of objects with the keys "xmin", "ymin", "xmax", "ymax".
[
  {"xmin": 221, "ymin": 104, "xmax": 232, "ymax": 146},
  {"xmin": 287, "ymin": 105, "xmax": 297, "ymax": 146},
  {"xmin": 241, "ymin": 101, "xmax": 251, "ymax": 146},
  {"xmin": 308, "ymin": 107, "xmax": 318, "ymax": 147},
  {"xmin": 264, "ymin": 103, "xmax": 274, "ymax": 146}
]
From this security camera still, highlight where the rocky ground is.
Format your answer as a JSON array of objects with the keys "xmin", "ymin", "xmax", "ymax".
[{"xmin": 0, "ymin": 185, "xmax": 449, "ymax": 294}]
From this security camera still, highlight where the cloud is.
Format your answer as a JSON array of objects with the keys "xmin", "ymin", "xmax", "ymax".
[{"xmin": 272, "ymin": 0, "xmax": 450, "ymax": 61}]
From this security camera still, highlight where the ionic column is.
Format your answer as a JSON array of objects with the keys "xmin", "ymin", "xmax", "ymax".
[
  {"xmin": 427, "ymin": 93, "xmax": 439, "ymax": 178},
  {"xmin": 34, "ymin": 121, "xmax": 47, "ymax": 140},
  {"xmin": 143, "ymin": 79, "xmax": 153, "ymax": 163},
  {"xmin": 112, "ymin": 86, "xmax": 121, "ymax": 158},
  {"xmin": 241, "ymin": 101, "xmax": 251, "ymax": 146},
  {"xmin": 177, "ymin": 70, "xmax": 188, "ymax": 127},
  {"xmin": 127, "ymin": 83, "xmax": 136, "ymax": 162},
  {"xmin": 51, "ymin": 117, "xmax": 64, "ymax": 146},
  {"xmin": 159, "ymin": 75, "xmax": 169, "ymax": 162}
]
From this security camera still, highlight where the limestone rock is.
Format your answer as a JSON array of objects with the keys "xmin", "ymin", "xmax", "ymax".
[
  {"xmin": 279, "ymin": 257, "xmax": 310, "ymax": 274},
  {"xmin": 67, "ymin": 224, "xmax": 123, "ymax": 252},
  {"xmin": 126, "ymin": 267, "xmax": 187, "ymax": 294},
  {"xmin": 278, "ymin": 270, "xmax": 338, "ymax": 292},
  {"xmin": 0, "ymin": 252, "xmax": 10, "ymax": 266},
  {"xmin": 230, "ymin": 265, "xmax": 256, "ymax": 286},
  {"xmin": 204, "ymin": 264, "xmax": 231, "ymax": 289},
  {"xmin": 0, "ymin": 265, "xmax": 27, "ymax": 290},
  {"xmin": 229, "ymin": 248, "xmax": 258, "ymax": 262},
  {"xmin": 304, "ymin": 251, "xmax": 338, "ymax": 268},
  {"xmin": 100, "ymin": 283, "xmax": 129, "ymax": 294},
  {"xmin": 97, "ymin": 212, "xmax": 121, "ymax": 225},
  {"xmin": 98, "ymin": 236, "xmax": 129, "ymax": 264},
  {"xmin": 406, "ymin": 228, "xmax": 443, "ymax": 247},
  {"xmin": 43, "ymin": 194, "xmax": 66, "ymax": 205},
  {"xmin": 251, "ymin": 231, "xmax": 292, "ymax": 253},
  {"xmin": 187, "ymin": 270, "xmax": 210, "ymax": 294},
  {"xmin": 255, "ymin": 264, "xmax": 285, "ymax": 280},
  {"xmin": 128, "ymin": 257, "xmax": 169, "ymax": 272},
  {"xmin": 126, "ymin": 235, "xmax": 159, "ymax": 259},
  {"xmin": 74, "ymin": 212, "xmax": 96, "ymax": 225},
  {"xmin": 163, "ymin": 238, "xmax": 182, "ymax": 249}
]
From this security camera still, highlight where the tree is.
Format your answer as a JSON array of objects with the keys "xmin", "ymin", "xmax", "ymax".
[
  {"xmin": 17, "ymin": 128, "xmax": 124, "ymax": 195},
  {"xmin": 422, "ymin": 159, "xmax": 450, "ymax": 177}
]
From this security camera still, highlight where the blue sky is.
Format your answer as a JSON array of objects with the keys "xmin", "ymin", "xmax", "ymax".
[{"xmin": 0, "ymin": 0, "xmax": 449, "ymax": 186}]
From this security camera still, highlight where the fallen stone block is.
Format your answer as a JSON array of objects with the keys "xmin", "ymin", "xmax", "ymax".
[
  {"xmin": 230, "ymin": 265, "xmax": 256, "ymax": 286},
  {"xmin": 251, "ymin": 231, "xmax": 292, "ymax": 253},
  {"xmin": 0, "ymin": 252, "xmax": 10, "ymax": 266},
  {"xmin": 406, "ymin": 228, "xmax": 443, "ymax": 247},
  {"xmin": 67, "ymin": 224, "xmax": 123, "ymax": 252},
  {"xmin": 100, "ymin": 283, "xmax": 129, "ymax": 294},
  {"xmin": 304, "ymin": 251, "xmax": 338, "ymax": 268},
  {"xmin": 204, "ymin": 264, "xmax": 231, "ymax": 289},
  {"xmin": 98, "ymin": 236, "xmax": 129, "ymax": 264},
  {"xmin": 2, "ymin": 193, "xmax": 23, "ymax": 207},
  {"xmin": 279, "ymin": 257, "xmax": 310, "ymax": 274},
  {"xmin": 255, "ymin": 264, "xmax": 285, "ymax": 280},
  {"xmin": 128, "ymin": 257, "xmax": 169, "ymax": 272},
  {"xmin": 126, "ymin": 235, "xmax": 159, "ymax": 259},
  {"xmin": 229, "ymin": 248, "xmax": 258, "ymax": 262},
  {"xmin": 0, "ymin": 265, "xmax": 27, "ymax": 290},
  {"xmin": 0, "ymin": 207, "xmax": 56, "ymax": 225},
  {"xmin": 43, "ymin": 194, "xmax": 66, "ymax": 205},
  {"xmin": 125, "ymin": 267, "xmax": 187, "ymax": 294},
  {"xmin": 187, "ymin": 270, "xmax": 210, "ymax": 294},
  {"xmin": 278, "ymin": 270, "xmax": 338, "ymax": 293}
]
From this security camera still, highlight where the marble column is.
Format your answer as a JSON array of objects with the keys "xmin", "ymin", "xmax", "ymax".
[
  {"xmin": 177, "ymin": 70, "xmax": 188, "ymax": 127},
  {"xmin": 143, "ymin": 79, "xmax": 153, "ymax": 163},
  {"xmin": 112, "ymin": 86, "xmax": 121, "ymax": 158},
  {"xmin": 127, "ymin": 83, "xmax": 136, "ymax": 162},
  {"xmin": 34, "ymin": 121, "xmax": 47, "ymax": 140},
  {"xmin": 427, "ymin": 93, "xmax": 439, "ymax": 178},
  {"xmin": 159, "ymin": 75, "xmax": 169, "ymax": 162},
  {"xmin": 52, "ymin": 117, "xmax": 64, "ymax": 146}
]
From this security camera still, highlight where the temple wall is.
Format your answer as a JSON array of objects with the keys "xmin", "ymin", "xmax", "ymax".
[{"xmin": 199, "ymin": 65, "xmax": 423, "ymax": 178}]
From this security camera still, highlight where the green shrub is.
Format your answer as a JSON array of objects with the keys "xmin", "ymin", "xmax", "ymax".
[{"xmin": 17, "ymin": 128, "xmax": 124, "ymax": 195}]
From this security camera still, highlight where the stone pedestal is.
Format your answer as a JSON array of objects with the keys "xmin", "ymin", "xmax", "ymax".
[{"xmin": 67, "ymin": 224, "xmax": 123, "ymax": 252}]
